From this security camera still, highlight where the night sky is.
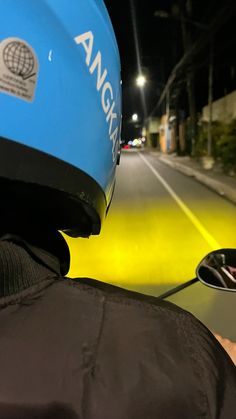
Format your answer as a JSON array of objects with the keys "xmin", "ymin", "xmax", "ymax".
[{"xmin": 104, "ymin": 0, "xmax": 236, "ymax": 140}]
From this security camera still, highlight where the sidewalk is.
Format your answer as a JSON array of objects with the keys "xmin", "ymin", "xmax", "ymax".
[{"xmin": 158, "ymin": 153, "xmax": 236, "ymax": 205}]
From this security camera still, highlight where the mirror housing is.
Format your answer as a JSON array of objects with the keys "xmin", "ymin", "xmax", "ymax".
[{"xmin": 197, "ymin": 249, "xmax": 236, "ymax": 291}]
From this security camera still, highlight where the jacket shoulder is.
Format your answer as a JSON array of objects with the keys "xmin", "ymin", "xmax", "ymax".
[{"xmin": 67, "ymin": 276, "xmax": 190, "ymax": 315}]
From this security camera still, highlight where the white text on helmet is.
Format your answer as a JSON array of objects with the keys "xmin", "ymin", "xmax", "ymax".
[{"xmin": 74, "ymin": 31, "xmax": 119, "ymax": 161}]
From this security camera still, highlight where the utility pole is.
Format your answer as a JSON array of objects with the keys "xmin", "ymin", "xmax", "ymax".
[
  {"xmin": 207, "ymin": 38, "xmax": 214, "ymax": 157},
  {"xmin": 166, "ymin": 88, "xmax": 170, "ymax": 152}
]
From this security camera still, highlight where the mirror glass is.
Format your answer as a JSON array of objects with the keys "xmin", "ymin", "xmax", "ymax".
[{"xmin": 197, "ymin": 249, "xmax": 236, "ymax": 291}]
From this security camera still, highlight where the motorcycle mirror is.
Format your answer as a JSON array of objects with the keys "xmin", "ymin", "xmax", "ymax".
[{"xmin": 196, "ymin": 249, "xmax": 236, "ymax": 292}]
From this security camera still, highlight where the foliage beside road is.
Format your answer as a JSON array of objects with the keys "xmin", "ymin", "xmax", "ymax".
[{"xmin": 196, "ymin": 119, "xmax": 236, "ymax": 175}]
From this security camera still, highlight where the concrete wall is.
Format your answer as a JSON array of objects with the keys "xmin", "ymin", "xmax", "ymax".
[
  {"xmin": 147, "ymin": 117, "xmax": 160, "ymax": 134},
  {"xmin": 159, "ymin": 114, "xmax": 173, "ymax": 153},
  {"xmin": 202, "ymin": 90, "xmax": 236, "ymax": 123},
  {"xmin": 159, "ymin": 115, "xmax": 167, "ymax": 152}
]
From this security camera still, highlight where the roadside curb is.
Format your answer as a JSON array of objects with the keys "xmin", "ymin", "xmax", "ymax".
[{"xmin": 159, "ymin": 156, "xmax": 236, "ymax": 205}]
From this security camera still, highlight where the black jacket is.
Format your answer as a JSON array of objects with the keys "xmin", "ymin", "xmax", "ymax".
[{"xmin": 0, "ymin": 238, "xmax": 235, "ymax": 419}]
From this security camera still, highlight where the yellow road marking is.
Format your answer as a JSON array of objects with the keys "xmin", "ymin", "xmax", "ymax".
[{"xmin": 139, "ymin": 153, "xmax": 221, "ymax": 250}]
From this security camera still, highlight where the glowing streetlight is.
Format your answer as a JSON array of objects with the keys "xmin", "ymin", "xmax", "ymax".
[
  {"xmin": 132, "ymin": 113, "xmax": 138, "ymax": 122},
  {"xmin": 136, "ymin": 75, "xmax": 147, "ymax": 88}
]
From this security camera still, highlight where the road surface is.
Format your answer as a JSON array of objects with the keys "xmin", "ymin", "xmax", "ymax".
[{"xmin": 66, "ymin": 150, "xmax": 236, "ymax": 338}]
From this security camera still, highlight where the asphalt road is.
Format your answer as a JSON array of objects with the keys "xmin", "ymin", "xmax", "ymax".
[{"xmin": 67, "ymin": 150, "xmax": 236, "ymax": 339}]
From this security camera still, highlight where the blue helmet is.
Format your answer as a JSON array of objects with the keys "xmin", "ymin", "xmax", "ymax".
[{"xmin": 0, "ymin": 0, "xmax": 122, "ymax": 237}]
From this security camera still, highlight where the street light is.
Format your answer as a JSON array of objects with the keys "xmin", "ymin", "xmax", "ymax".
[
  {"xmin": 136, "ymin": 74, "xmax": 147, "ymax": 88},
  {"xmin": 132, "ymin": 113, "xmax": 138, "ymax": 122}
]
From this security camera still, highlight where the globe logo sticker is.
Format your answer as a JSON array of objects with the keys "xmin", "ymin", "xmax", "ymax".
[
  {"xmin": 3, "ymin": 42, "xmax": 35, "ymax": 79},
  {"xmin": 0, "ymin": 37, "xmax": 38, "ymax": 102}
]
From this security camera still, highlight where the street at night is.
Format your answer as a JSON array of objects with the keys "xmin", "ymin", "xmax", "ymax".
[{"xmin": 1, "ymin": 1, "xmax": 236, "ymax": 416}]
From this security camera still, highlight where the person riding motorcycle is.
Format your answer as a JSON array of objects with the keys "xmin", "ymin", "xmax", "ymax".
[{"xmin": 0, "ymin": 1, "xmax": 235, "ymax": 418}]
